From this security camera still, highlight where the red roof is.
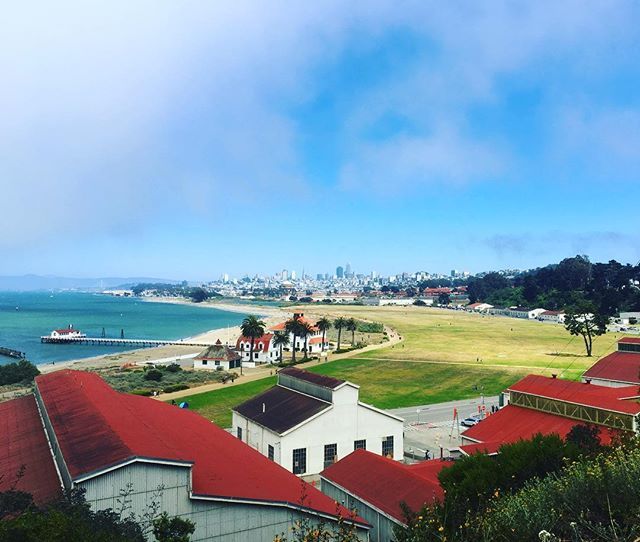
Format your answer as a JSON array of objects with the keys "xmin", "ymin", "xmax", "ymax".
[
  {"xmin": 619, "ymin": 337, "xmax": 640, "ymax": 344},
  {"xmin": 309, "ymin": 337, "xmax": 324, "ymax": 345},
  {"xmin": 55, "ymin": 328, "xmax": 78, "ymax": 334},
  {"xmin": 35, "ymin": 370, "xmax": 365, "ymax": 525},
  {"xmin": 462, "ymin": 404, "xmax": 619, "ymax": 446},
  {"xmin": 459, "ymin": 441, "xmax": 501, "ymax": 456},
  {"xmin": 583, "ymin": 351, "xmax": 640, "ymax": 385},
  {"xmin": 270, "ymin": 314, "xmax": 318, "ymax": 332},
  {"xmin": 508, "ymin": 374, "xmax": 640, "ymax": 414},
  {"xmin": 236, "ymin": 333, "xmax": 273, "ymax": 351},
  {"xmin": 0, "ymin": 395, "xmax": 62, "ymax": 504},
  {"xmin": 321, "ymin": 450, "xmax": 447, "ymax": 523}
]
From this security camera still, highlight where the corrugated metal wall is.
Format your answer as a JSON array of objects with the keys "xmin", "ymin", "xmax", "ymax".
[
  {"xmin": 80, "ymin": 462, "xmax": 368, "ymax": 541},
  {"xmin": 321, "ymin": 478, "xmax": 398, "ymax": 542}
]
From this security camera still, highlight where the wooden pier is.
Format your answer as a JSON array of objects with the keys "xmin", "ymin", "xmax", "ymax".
[
  {"xmin": 40, "ymin": 336, "xmax": 211, "ymax": 348},
  {"xmin": 0, "ymin": 347, "xmax": 26, "ymax": 360}
]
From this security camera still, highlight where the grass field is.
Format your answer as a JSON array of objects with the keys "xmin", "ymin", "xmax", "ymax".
[
  {"xmin": 184, "ymin": 305, "xmax": 622, "ymax": 427},
  {"xmin": 308, "ymin": 305, "xmax": 620, "ymax": 378}
]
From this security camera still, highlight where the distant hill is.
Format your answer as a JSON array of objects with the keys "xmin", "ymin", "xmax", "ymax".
[{"xmin": 0, "ymin": 275, "xmax": 181, "ymax": 291}]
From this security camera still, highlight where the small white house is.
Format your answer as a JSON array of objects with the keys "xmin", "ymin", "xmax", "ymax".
[
  {"xmin": 467, "ymin": 303, "xmax": 494, "ymax": 312},
  {"xmin": 236, "ymin": 334, "xmax": 279, "ymax": 367},
  {"xmin": 49, "ymin": 327, "xmax": 86, "ymax": 339},
  {"xmin": 620, "ymin": 312, "xmax": 640, "ymax": 325},
  {"xmin": 232, "ymin": 368, "xmax": 404, "ymax": 476},
  {"xmin": 194, "ymin": 340, "xmax": 241, "ymax": 371},
  {"xmin": 538, "ymin": 310, "xmax": 565, "ymax": 324}
]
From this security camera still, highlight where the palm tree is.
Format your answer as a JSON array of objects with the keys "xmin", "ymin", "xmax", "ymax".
[
  {"xmin": 272, "ymin": 332, "xmax": 290, "ymax": 364},
  {"xmin": 285, "ymin": 318, "xmax": 302, "ymax": 364},
  {"xmin": 334, "ymin": 317, "xmax": 347, "ymax": 351},
  {"xmin": 316, "ymin": 317, "xmax": 332, "ymax": 352},
  {"xmin": 240, "ymin": 315, "xmax": 266, "ymax": 375},
  {"xmin": 299, "ymin": 321, "xmax": 315, "ymax": 360},
  {"xmin": 346, "ymin": 318, "xmax": 357, "ymax": 346}
]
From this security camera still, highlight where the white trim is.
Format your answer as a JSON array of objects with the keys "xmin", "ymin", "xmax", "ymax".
[
  {"xmin": 357, "ymin": 401, "xmax": 404, "ymax": 422},
  {"xmin": 506, "ymin": 389, "xmax": 640, "ymax": 416},
  {"xmin": 33, "ymin": 393, "xmax": 65, "ymax": 492},
  {"xmin": 74, "ymin": 457, "xmax": 193, "ymax": 484},
  {"xmin": 319, "ymin": 476, "xmax": 405, "ymax": 528},
  {"xmin": 190, "ymin": 492, "xmax": 371, "ymax": 529}
]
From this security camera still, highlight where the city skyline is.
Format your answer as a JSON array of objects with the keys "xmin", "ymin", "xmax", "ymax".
[{"xmin": 2, "ymin": 2, "xmax": 640, "ymax": 280}]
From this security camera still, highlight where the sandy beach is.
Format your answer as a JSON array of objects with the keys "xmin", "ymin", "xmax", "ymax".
[{"xmin": 37, "ymin": 299, "xmax": 288, "ymax": 374}]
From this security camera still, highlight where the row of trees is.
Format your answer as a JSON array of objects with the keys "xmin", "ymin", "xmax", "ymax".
[
  {"xmin": 239, "ymin": 315, "xmax": 362, "ymax": 368},
  {"xmin": 0, "ymin": 359, "xmax": 40, "ymax": 386},
  {"xmin": 468, "ymin": 255, "xmax": 640, "ymax": 317}
]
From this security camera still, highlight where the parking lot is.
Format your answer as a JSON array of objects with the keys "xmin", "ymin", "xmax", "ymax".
[{"xmin": 390, "ymin": 396, "xmax": 500, "ymax": 459}]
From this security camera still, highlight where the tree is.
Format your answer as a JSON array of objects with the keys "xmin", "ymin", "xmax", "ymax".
[
  {"xmin": 566, "ymin": 424, "xmax": 602, "ymax": 455},
  {"xmin": 272, "ymin": 332, "xmax": 289, "ymax": 364},
  {"xmin": 316, "ymin": 317, "xmax": 332, "ymax": 352},
  {"xmin": 564, "ymin": 301, "xmax": 607, "ymax": 356},
  {"xmin": 334, "ymin": 317, "xmax": 347, "ymax": 351},
  {"xmin": 152, "ymin": 512, "xmax": 195, "ymax": 542},
  {"xmin": 144, "ymin": 369, "xmax": 163, "ymax": 382},
  {"xmin": 285, "ymin": 318, "xmax": 302, "ymax": 364},
  {"xmin": 437, "ymin": 293, "xmax": 450, "ymax": 306},
  {"xmin": 0, "ymin": 359, "xmax": 40, "ymax": 386},
  {"xmin": 298, "ymin": 321, "xmax": 315, "ymax": 360},
  {"xmin": 188, "ymin": 287, "xmax": 209, "ymax": 303},
  {"xmin": 345, "ymin": 318, "xmax": 357, "ymax": 346},
  {"xmin": 240, "ymin": 315, "xmax": 266, "ymax": 375}
]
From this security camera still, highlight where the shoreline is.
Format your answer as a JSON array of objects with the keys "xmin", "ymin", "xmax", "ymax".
[{"xmin": 37, "ymin": 298, "xmax": 288, "ymax": 374}]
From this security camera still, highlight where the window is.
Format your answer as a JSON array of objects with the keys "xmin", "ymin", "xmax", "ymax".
[
  {"xmin": 292, "ymin": 448, "xmax": 307, "ymax": 475},
  {"xmin": 382, "ymin": 436, "xmax": 394, "ymax": 457},
  {"xmin": 254, "ymin": 352, "xmax": 259, "ymax": 359},
  {"xmin": 268, "ymin": 444, "xmax": 274, "ymax": 461},
  {"xmin": 324, "ymin": 443, "xmax": 337, "ymax": 468},
  {"xmin": 236, "ymin": 427, "xmax": 242, "ymax": 440},
  {"xmin": 202, "ymin": 360, "xmax": 208, "ymax": 366},
  {"xmin": 354, "ymin": 439, "xmax": 366, "ymax": 451}
]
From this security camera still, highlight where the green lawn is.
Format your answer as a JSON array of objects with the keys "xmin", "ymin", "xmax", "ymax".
[
  {"xmin": 183, "ymin": 305, "xmax": 619, "ymax": 427},
  {"xmin": 188, "ymin": 360, "xmax": 525, "ymax": 427}
]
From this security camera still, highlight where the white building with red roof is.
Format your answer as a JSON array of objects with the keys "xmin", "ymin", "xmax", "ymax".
[
  {"xmin": 1, "ymin": 370, "xmax": 370, "ymax": 540},
  {"xmin": 581, "ymin": 337, "xmax": 640, "ymax": 387},
  {"xmin": 269, "ymin": 313, "xmax": 329, "ymax": 355},
  {"xmin": 235, "ymin": 333, "xmax": 279, "ymax": 366}
]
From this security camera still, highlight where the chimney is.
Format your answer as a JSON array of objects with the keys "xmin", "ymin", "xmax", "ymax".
[
  {"xmin": 551, "ymin": 373, "xmax": 557, "ymax": 379},
  {"xmin": 262, "ymin": 403, "xmax": 266, "ymax": 413},
  {"xmin": 585, "ymin": 378, "xmax": 592, "ymax": 385}
]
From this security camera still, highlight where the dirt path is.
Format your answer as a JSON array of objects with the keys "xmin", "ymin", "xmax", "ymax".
[{"xmin": 157, "ymin": 325, "xmax": 402, "ymax": 402}]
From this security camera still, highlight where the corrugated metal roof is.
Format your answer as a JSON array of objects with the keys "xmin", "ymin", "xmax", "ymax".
[
  {"xmin": 0, "ymin": 395, "xmax": 61, "ymax": 504},
  {"xmin": 583, "ymin": 351, "xmax": 640, "ymax": 385},
  {"xmin": 233, "ymin": 385, "xmax": 331, "ymax": 434},
  {"xmin": 461, "ymin": 404, "xmax": 619, "ymax": 445},
  {"xmin": 322, "ymin": 450, "xmax": 446, "ymax": 523},
  {"xmin": 279, "ymin": 367, "xmax": 345, "ymax": 390},
  {"xmin": 507, "ymin": 374, "xmax": 640, "ymax": 414},
  {"xmin": 35, "ymin": 370, "xmax": 364, "ymax": 524}
]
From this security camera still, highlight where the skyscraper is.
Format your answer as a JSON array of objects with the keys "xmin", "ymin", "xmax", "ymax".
[
  {"xmin": 345, "ymin": 262, "xmax": 352, "ymax": 277},
  {"xmin": 336, "ymin": 266, "xmax": 344, "ymax": 279}
]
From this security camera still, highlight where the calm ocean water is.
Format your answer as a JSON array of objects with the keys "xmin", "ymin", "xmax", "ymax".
[{"xmin": 0, "ymin": 292, "xmax": 249, "ymax": 365}]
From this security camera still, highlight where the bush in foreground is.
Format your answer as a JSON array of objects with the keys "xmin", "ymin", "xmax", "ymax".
[{"xmin": 0, "ymin": 360, "xmax": 40, "ymax": 386}]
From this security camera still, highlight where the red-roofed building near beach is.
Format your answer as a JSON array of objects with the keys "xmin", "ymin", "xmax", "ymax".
[
  {"xmin": 461, "ymin": 373, "xmax": 640, "ymax": 450},
  {"xmin": 269, "ymin": 313, "xmax": 329, "ymax": 355},
  {"xmin": 582, "ymin": 337, "xmax": 640, "ymax": 387},
  {"xmin": 321, "ymin": 450, "xmax": 448, "ymax": 542},
  {"xmin": 0, "ymin": 370, "xmax": 370, "ymax": 540}
]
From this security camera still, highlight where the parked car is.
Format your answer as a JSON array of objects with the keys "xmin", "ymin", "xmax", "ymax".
[{"xmin": 461, "ymin": 414, "xmax": 482, "ymax": 427}]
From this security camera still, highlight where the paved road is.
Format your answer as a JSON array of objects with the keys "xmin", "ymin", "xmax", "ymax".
[{"xmin": 390, "ymin": 395, "xmax": 500, "ymax": 458}]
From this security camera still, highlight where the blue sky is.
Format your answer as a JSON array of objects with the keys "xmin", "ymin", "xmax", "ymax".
[{"xmin": 2, "ymin": 1, "xmax": 640, "ymax": 280}]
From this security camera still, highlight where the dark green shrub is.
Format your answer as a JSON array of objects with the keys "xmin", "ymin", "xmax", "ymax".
[
  {"xmin": 144, "ymin": 369, "xmax": 163, "ymax": 382},
  {"xmin": 165, "ymin": 363, "xmax": 182, "ymax": 373},
  {"xmin": 0, "ymin": 360, "xmax": 40, "ymax": 386},
  {"xmin": 162, "ymin": 384, "xmax": 189, "ymax": 394}
]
